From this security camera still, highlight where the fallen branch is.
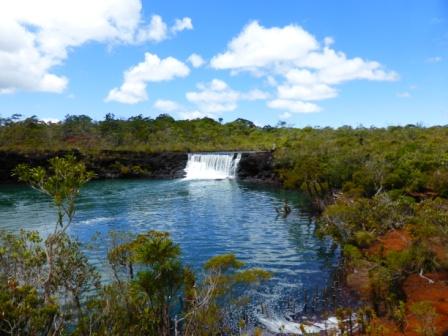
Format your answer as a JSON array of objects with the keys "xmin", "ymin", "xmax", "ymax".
[{"xmin": 419, "ymin": 269, "xmax": 434, "ymax": 284}]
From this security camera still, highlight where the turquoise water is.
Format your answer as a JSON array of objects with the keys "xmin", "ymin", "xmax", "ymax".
[{"xmin": 0, "ymin": 179, "xmax": 339, "ymax": 318}]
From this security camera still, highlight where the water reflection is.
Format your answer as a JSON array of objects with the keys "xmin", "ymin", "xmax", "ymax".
[{"xmin": 0, "ymin": 179, "xmax": 339, "ymax": 317}]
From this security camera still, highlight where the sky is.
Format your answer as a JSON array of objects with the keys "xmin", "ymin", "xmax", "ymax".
[{"xmin": 0, "ymin": 0, "xmax": 447, "ymax": 127}]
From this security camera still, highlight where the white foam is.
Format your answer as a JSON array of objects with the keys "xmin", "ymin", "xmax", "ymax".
[
  {"xmin": 184, "ymin": 153, "xmax": 242, "ymax": 180},
  {"xmin": 78, "ymin": 216, "xmax": 112, "ymax": 225},
  {"xmin": 257, "ymin": 314, "xmax": 356, "ymax": 335}
]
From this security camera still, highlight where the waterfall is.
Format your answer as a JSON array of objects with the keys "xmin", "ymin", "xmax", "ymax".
[{"xmin": 184, "ymin": 153, "xmax": 242, "ymax": 180}]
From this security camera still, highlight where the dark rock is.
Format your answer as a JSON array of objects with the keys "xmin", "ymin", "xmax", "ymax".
[
  {"xmin": 0, "ymin": 150, "xmax": 188, "ymax": 182},
  {"xmin": 0, "ymin": 150, "xmax": 278, "ymax": 184},
  {"xmin": 237, "ymin": 151, "xmax": 279, "ymax": 185}
]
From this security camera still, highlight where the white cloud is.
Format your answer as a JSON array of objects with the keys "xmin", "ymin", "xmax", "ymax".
[
  {"xmin": 426, "ymin": 56, "xmax": 443, "ymax": 64},
  {"xmin": 186, "ymin": 79, "xmax": 239, "ymax": 113},
  {"xmin": 0, "ymin": 1, "xmax": 192, "ymax": 94},
  {"xmin": 397, "ymin": 91, "xmax": 411, "ymax": 98},
  {"xmin": 152, "ymin": 80, "xmax": 269, "ymax": 119},
  {"xmin": 210, "ymin": 21, "xmax": 398, "ymax": 113},
  {"xmin": 106, "ymin": 53, "xmax": 190, "ymax": 104},
  {"xmin": 267, "ymin": 99, "xmax": 320, "ymax": 113},
  {"xmin": 137, "ymin": 16, "xmax": 194, "ymax": 43},
  {"xmin": 285, "ymin": 69, "xmax": 318, "ymax": 85},
  {"xmin": 297, "ymin": 47, "xmax": 398, "ymax": 83},
  {"xmin": 172, "ymin": 17, "xmax": 193, "ymax": 33},
  {"xmin": 211, "ymin": 21, "xmax": 319, "ymax": 71},
  {"xmin": 178, "ymin": 110, "xmax": 207, "ymax": 120},
  {"xmin": 324, "ymin": 36, "xmax": 334, "ymax": 47},
  {"xmin": 266, "ymin": 76, "xmax": 278, "ymax": 86},
  {"xmin": 41, "ymin": 117, "xmax": 60, "ymax": 124},
  {"xmin": 136, "ymin": 15, "xmax": 168, "ymax": 43},
  {"xmin": 279, "ymin": 112, "xmax": 292, "ymax": 120},
  {"xmin": 277, "ymin": 83, "xmax": 337, "ymax": 101},
  {"xmin": 0, "ymin": 88, "xmax": 15, "ymax": 94},
  {"xmin": 154, "ymin": 99, "xmax": 181, "ymax": 112},
  {"xmin": 243, "ymin": 89, "xmax": 271, "ymax": 100},
  {"xmin": 187, "ymin": 53, "xmax": 205, "ymax": 68},
  {"xmin": 186, "ymin": 79, "xmax": 269, "ymax": 114}
]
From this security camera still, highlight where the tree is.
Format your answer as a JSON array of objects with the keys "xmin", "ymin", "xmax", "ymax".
[
  {"xmin": 182, "ymin": 254, "xmax": 271, "ymax": 336},
  {"xmin": 15, "ymin": 156, "xmax": 93, "ymax": 288},
  {"xmin": 0, "ymin": 156, "xmax": 98, "ymax": 335}
]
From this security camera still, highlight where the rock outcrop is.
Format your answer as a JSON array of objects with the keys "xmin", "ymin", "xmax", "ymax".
[
  {"xmin": 237, "ymin": 151, "xmax": 279, "ymax": 185},
  {"xmin": 0, "ymin": 150, "xmax": 188, "ymax": 182},
  {"xmin": 0, "ymin": 150, "xmax": 278, "ymax": 184}
]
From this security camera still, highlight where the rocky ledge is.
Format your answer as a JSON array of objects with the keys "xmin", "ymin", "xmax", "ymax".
[
  {"xmin": 237, "ymin": 152, "xmax": 279, "ymax": 185},
  {"xmin": 0, "ymin": 150, "xmax": 278, "ymax": 184},
  {"xmin": 0, "ymin": 150, "xmax": 188, "ymax": 182}
]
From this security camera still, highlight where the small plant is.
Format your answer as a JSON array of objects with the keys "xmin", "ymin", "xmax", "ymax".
[
  {"xmin": 410, "ymin": 301, "xmax": 438, "ymax": 336},
  {"xmin": 392, "ymin": 300, "xmax": 407, "ymax": 333}
]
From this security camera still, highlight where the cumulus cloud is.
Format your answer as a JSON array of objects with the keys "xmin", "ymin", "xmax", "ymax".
[
  {"xmin": 106, "ymin": 53, "xmax": 190, "ymax": 104},
  {"xmin": 0, "ymin": 1, "xmax": 192, "ymax": 94},
  {"xmin": 279, "ymin": 112, "xmax": 292, "ymax": 120},
  {"xmin": 324, "ymin": 36, "xmax": 334, "ymax": 47},
  {"xmin": 243, "ymin": 89, "xmax": 271, "ymax": 100},
  {"xmin": 267, "ymin": 99, "xmax": 320, "ymax": 113},
  {"xmin": 277, "ymin": 83, "xmax": 337, "ymax": 101},
  {"xmin": 187, "ymin": 53, "xmax": 206, "ymax": 68},
  {"xmin": 172, "ymin": 17, "xmax": 193, "ymax": 34},
  {"xmin": 154, "ymin": 99, "xmax": 181, "ymax": 112},
  {"xmin": 136, "ymin": 15, "xmax": 168, "ymax": 43},
  {"xmin": 186, "ymin": 79, "xmax": 239, "ymax": 113},
  {"xmin": 186, "ymin": 79, "xmax": 269, "ymax": 114},
  {"xmin": 137, "ymin": 15, "xmax": 193, "ymax": 43},
  {"xmin": 178, "ymin": 110, "xmax": 207, "ymax": 120},
  {"xmin": 211, "ymin": 21, "xmax": 319, "ymax": 71},
  {"xmin": 211, "ymin": 21, "xmax": 397, "ymax": 113},
  {"xmin": 152, "ymin": 80, "xmax": 269, "ymax": 120}
]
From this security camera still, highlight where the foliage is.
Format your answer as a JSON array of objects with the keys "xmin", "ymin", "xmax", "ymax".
[
  {"xmin": 0, "ymin": 281, "xmax": 60, "ymax": 335},
  {"xmin": 410, "ymin": 301, "xmax": 438, "ymax": 336},
  {"xmin": 182, "ymin": 254, "xmax": 271, "ymax": 336},
  {"xmin": 319, "ymin": 194, "xmax": 414, "ymax": 246}
]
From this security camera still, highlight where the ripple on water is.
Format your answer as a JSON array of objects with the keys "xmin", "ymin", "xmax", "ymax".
[{"xmin": 0, "ymin": 179, "xmax": 339, "ymax": 322}]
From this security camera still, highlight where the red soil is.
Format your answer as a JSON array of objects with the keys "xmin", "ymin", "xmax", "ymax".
[
  {"xmin": 367, "ymin": 229, "xmax": 412, "ymax": 256},
  {"xmin": 355, "ymin": 230, "xmax": 448, "ymax": 335},
  {"xmin": 374, "ymin": 272, "xmax": 448, "ymax": 335}
]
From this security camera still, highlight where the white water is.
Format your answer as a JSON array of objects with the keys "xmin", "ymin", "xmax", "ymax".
[
  {"xmin": 184, "ymin": 152, "xmax": 242, "ymax": 180},
  {"xmin": 257, "ymin": 315, "xmax": 357, "ymax": 335}
]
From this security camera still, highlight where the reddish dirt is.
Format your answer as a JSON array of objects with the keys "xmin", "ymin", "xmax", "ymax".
[
  {"xmin": 375, "ymin": 272, "xmax": 448, "ymax": 335},
  {"xmin": 428, "ymin": 237, "xmax": 448, "ymax": 266},
  {"xmin": 366, "ymin": 229, "xmax": 412, "ymax": 257},
  {"xmin": 353, "ymin": 230, "xmax": 448, "ymax": 335},
  {"xmin": 346, "ymin": 265, "xmax": 371, "ymax": 300},
  {"xmin": 402, "ymin": 272, "xmax": 448, "ymax": 335}
]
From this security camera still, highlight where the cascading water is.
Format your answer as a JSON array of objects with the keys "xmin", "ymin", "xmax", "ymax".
[{"xmin": 184, "ymin": 152, "xmax": 242, "ymax": 180}]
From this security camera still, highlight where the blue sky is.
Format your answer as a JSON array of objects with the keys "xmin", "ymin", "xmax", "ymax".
[{"xmin": 0, "ymin": 0, "xmax": 447, "ymax": 127}]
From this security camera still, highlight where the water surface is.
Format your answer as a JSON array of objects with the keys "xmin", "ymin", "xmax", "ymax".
[{"xmin": 0, "ymin": 179, "xmax": 339, "ymax": 320}]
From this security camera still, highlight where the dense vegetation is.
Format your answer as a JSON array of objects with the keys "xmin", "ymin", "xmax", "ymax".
[
  {"xmin": 1, "ymin": 113, "xmax": 448, "ymax": 334},
  {"xmin": 0, "ymin": 114, "xmax": 284, "ymax": 152}
]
